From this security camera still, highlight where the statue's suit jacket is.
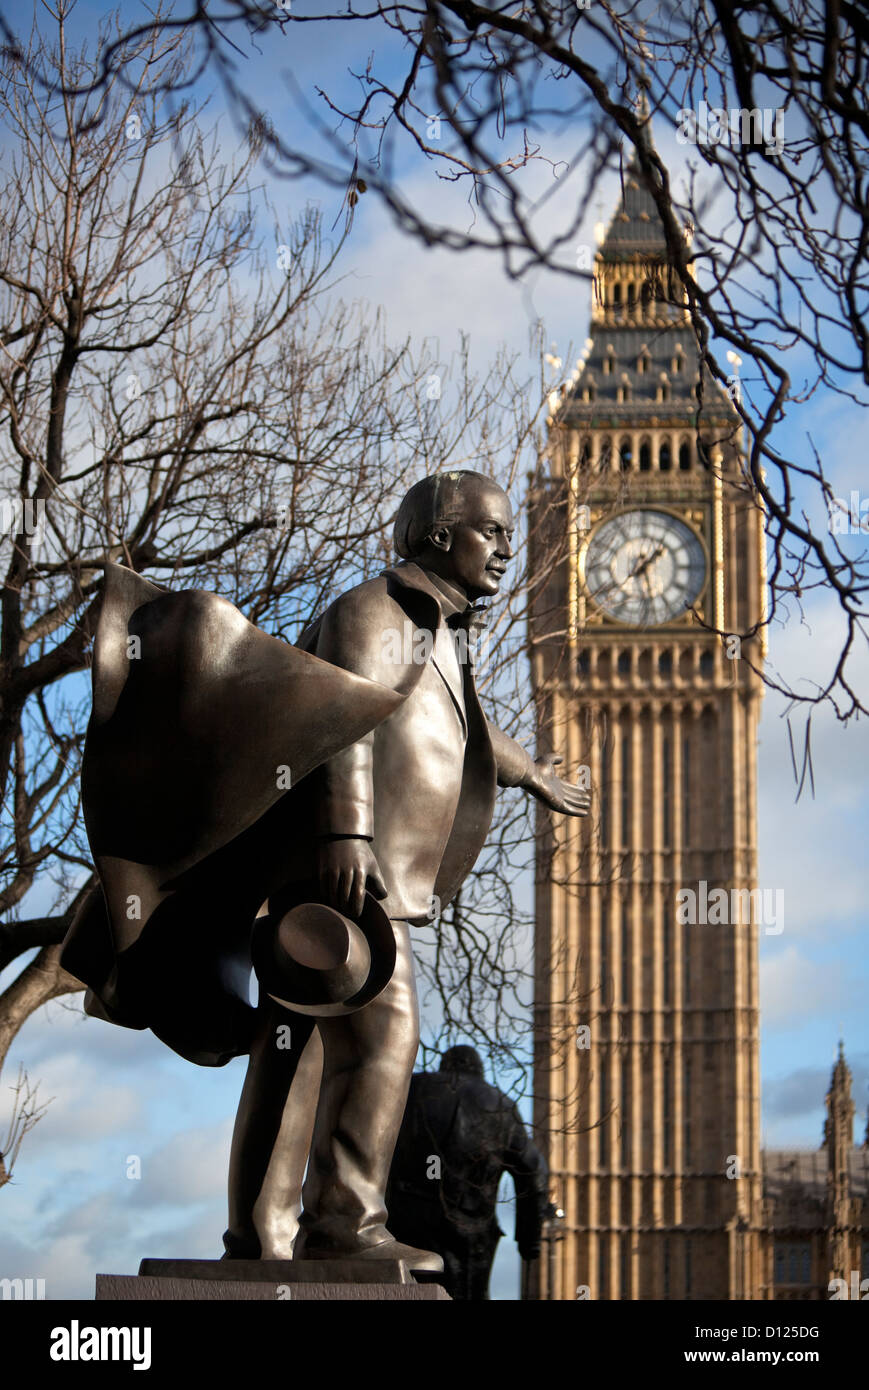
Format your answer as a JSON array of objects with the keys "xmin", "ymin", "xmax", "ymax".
[
  {"xmin": 61, "ymin": 562, "xmax": 532, "ymax": 1066},
  {"xmin": 297, "ymin": 561, "xmax": 530, "ymax": 924}
]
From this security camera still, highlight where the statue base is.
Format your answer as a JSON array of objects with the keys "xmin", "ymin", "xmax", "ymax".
[{"xmin": 95, "ymin": 1258, "xmax": 450, "ymax": 1301}]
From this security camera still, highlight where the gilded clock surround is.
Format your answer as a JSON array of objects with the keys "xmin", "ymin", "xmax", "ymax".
[{"xmin": 577, "ymin": 504, "xmax": 711, "ymax": 629}]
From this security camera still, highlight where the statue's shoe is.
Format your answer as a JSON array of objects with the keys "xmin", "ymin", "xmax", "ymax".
[{"xmin": 298, "ymin": 1239, "xmax": 444, "ymax": 1273}]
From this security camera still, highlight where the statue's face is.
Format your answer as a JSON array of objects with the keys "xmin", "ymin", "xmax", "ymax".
[{"xmin": 442, "ymin": 480, "xmax": 514, "ymax": 600}]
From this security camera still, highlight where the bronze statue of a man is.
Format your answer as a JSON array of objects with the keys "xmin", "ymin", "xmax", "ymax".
[
  {"xmin": 62, "ymin": 470, "xmax": 588, "ymax": 1274},
  {"xmin": 387, "ymin": 1045, "xmax": 550, "ymax": 1298}
]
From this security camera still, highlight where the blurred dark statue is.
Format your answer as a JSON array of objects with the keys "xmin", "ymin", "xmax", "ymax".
[
  {"xmin": 61, "ymin": 470, "xmax": 588, "ymax": 1274},
  {"xmin": 386, "ymin": 1046, "xmax": 549, "ymax": 1299}
]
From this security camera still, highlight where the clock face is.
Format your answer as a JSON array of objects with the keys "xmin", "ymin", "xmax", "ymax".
[{"xmin": 582, "ymin": 509, "xmax": 707, "ymax": 626}]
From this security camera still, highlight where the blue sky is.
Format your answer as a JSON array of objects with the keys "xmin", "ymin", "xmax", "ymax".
[{"xmin": 0, "ymin": 1, "xmax": 867, "ymax": 1301}]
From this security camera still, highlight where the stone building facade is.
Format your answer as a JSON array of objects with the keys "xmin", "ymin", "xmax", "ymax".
[{"xmin": 763, "ymin": 1046, "xmax": 869, "ymax": 1301}]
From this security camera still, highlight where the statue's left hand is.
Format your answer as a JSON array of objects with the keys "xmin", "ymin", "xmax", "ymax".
[{"xmin": 527, "ymin": 755, "xmax": 591, "ymax": 816}]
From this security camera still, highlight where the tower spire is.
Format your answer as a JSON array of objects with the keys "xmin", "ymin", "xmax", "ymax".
[
  {"xmin": 823, "ymin": 1039, "xmax": 853, "ymax": 1145},
  {"xmin": 824, "ymin": 1040, "xmax": 855, "ymax": 1283},
  {"xmin": 636, "ymin": 23, "xmax": 651, "ymax": 123}
]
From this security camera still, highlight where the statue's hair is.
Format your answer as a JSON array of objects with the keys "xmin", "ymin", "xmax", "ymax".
[
  {"xmin": 440, "ymin": 1044, "xmax": 485, "ymax": 1078},
  {"xmin": 393, "ymin": 470, "xmax": 500, "ymax": 560}
]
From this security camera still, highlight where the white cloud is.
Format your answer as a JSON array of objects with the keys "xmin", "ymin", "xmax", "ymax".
[
  {"xmin": 756, "ymin": 594, "xmax": 869, "ymax": 944},
  {"xmin": 764, "ymin": 1051, "xmax": 869, "ymax": 1123},
  {"xmin": 0, "ymin": 1118, "xmax": 236, "ymax": 1300},
  {"xmin": 0, "ymin": 1054, "xmax": 142, "ymax": 1153},
  {"xmin": 126, "ymin": 1120, "xmax": 233, "ymax": 1210},
  {"xmin": 759, "ymin": 945, "xmax": 864, "ymax": 1027}
]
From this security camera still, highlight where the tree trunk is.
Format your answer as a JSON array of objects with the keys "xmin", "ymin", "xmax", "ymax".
[{"xmin": 0, "ymin": 944, "xmax": 83, "ymax": 1075}]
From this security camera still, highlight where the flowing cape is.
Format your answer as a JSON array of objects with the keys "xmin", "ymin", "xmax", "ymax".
[{"xmin": 61, "ymin": 564, "xmax": 439, "ymax": 1065}]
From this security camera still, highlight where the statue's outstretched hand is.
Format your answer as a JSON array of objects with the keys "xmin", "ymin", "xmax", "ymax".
[
  {"xmin": 527, "ymin": 755, "xmax": 591, "ymax": 817},
  {"xmin": 318, "ymin": 835, "xmax": 388, "ymax": 919}
]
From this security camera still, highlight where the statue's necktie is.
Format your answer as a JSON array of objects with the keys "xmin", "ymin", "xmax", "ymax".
[
  {"xmin": 446, "ymin": 605, "xmax": 489, "ymax": 677},
  {"xmin": 447, "ymin": 605, "xmax": 489, "ymax": 637}
]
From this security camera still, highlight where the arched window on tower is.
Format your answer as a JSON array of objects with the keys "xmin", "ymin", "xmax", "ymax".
[
  {"xmin": 627, "ymin": 281, "xmax": 636, "ymax": 311},
  {"xmin": 659, "ymin": 439, "xmax": 672, "ymax": 471},
  {"xmin": 637, "ymin": 351, "xmax": 651, "ymax": 375},
  {"xmin": 639, "ymin": 438, "xmax": 652, "ymax": 471},
  {"xmin": 612, "ymin": 282, "xmax": 622, "ymax": 315},
  {"xmin": 679, "ymin": 437, "xmax": 691, "ymax": 471},
  {"xmin": 598, "ymin": 436, "xmax": 613, "ymax": 472},
  {"xmin": 657, "ymin": 375, "xmax": 671, "ymax": 403},
  {"xmin": 619, "ymin": 436, "xmax": 633, "ymax": 470},
  {"xmin": 603, "ymin": 347, "xmax": 615, "ymax": 375},
  {"xmin": 579, "ymin": 436, "xmax": 592, "ymax": 469},
  {"xmin": 617, "ymin": 374, "xmax": 631, "ymax": 403}
]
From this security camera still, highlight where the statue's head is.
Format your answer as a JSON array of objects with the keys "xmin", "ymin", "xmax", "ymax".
[
  {"xmin": 440, "ymin": 1044, "xmax": 485, "ymax": 1078},
  {"xmin": 393, "ymin": 470, "xmax": 514, "ymax": 601}
]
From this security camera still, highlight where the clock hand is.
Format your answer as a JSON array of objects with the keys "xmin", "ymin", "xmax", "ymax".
[
  {"xmin": 631, "ymin": 541, "xmax": 665, "ymax": 579},
  {"xmin": 596, "ymin": 541, "xmax": 663, "ymax": 603}
]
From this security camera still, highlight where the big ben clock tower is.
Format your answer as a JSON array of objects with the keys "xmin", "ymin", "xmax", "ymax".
[{"xmin": 529, "ymin": 135, "xmax": 768, "ymax": 1300}]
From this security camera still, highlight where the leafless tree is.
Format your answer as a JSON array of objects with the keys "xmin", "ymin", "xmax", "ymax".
[
  {"xmin": 0, "ymin": 1064, "xmax": 51, "ymax": 1187},
  {"xmin": 0, "ymin": 9, "xmax": 577, "ymax": 1166},
  {"xmin": 15, "ymin": 0, "xmax": 866, "ymax": 728}
]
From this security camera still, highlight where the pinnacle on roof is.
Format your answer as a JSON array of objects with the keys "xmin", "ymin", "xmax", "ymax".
[
  {"xmin": 822, "ymin": 1040, "xmax": 855, "ymax": 1150},
  {"xmin": 599, "ymin": 109, "xmax": 667, "ymax": 257},
  {"xmin": 831, "ymin": 1037, "xmax": 850, "ymax": 1085}
]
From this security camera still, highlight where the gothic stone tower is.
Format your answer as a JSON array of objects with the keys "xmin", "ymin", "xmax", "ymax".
[
  {"xmin": 763, "ymin": 1044, "xmax": 869, "ymax": 1299},
  {"xmin": 530, "ymin": 140, "xmax": 767, "ymax": 1300},
  {"xmin": 824, "ymin": 1043, "xmax": 858, "ymax": 1286}
]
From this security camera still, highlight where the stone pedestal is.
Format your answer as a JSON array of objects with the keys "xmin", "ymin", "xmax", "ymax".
[{"xmin": 95, "ymin": 1258, "xmax": 450, "ymax": 1301}]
